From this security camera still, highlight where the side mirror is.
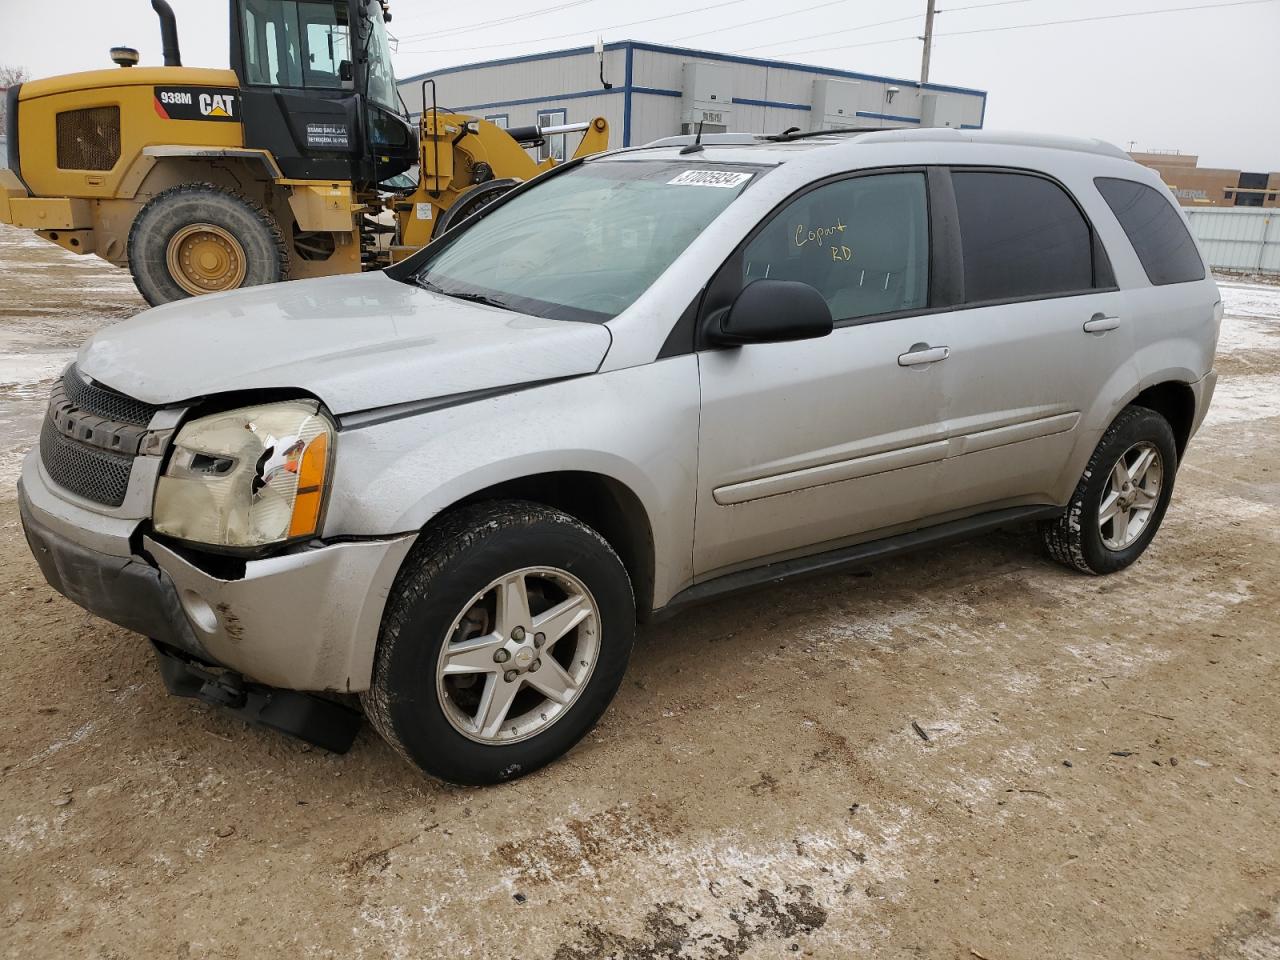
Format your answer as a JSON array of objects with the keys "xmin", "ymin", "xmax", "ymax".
[
  {"xmin": 339, "ymin": 60, "xmax": 354, "ymax": 82},
  {"xmin": 712, "ymin": 279, "xmax": 834, "ymax": 345}
]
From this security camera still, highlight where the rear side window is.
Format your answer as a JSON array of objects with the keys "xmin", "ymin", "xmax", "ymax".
[
  {"xmin": 1095, "ymin": 177, "xmax": 1206, "ymax": 285},
  {"xmin": 952, "ymin": 170, "xmax": 1095, "ymax": 303}
]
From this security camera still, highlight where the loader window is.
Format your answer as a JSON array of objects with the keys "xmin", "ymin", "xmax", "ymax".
[
  {"xmin": 407, "ymin": 160, "xmax": 766, "ymax": 323},
  {"xmin": 240, "ymin": 0, "xmax": 350, "ymax": 91}
]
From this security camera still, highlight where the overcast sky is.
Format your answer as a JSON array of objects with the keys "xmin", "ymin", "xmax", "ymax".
[{"xmin": 3, "ymin": 0, "xmax": 1277, "ymax": 169}]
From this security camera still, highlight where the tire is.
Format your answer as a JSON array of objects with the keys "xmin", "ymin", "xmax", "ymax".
[
  {"xmin": 127, "ymin": 183, "xmax": 288, "ymax": 306},
  {"xmin": 362, "ymin": 500, "xmax": 635, "ymax": 785},
  {"xmin": 1040, "ymin": 405, "xmax": 1178, "ymax": 575},
  {"xmin": 433, "ymin": 178, "xmax": 520, "ymax": 235}
]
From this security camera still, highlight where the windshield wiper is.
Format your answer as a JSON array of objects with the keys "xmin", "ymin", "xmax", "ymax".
[
  {"xmin": 408, "ymin": 275, "xmax": 514, "ymax": 311},
  {"xmin": 407, "ymin": 275, "xmax": 446, "ymax": 294},
  {"xmin": 443, "ymin": 291, "xmax": 514, "ymax": 311}
]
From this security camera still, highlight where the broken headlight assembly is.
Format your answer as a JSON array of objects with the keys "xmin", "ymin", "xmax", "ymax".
[{"xmin": 153, "ymin": 400, "xmax": 333, "ymax": 551}]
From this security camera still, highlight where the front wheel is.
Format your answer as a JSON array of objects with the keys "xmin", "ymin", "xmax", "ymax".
[
  {"xmin": 1040, "ymin": 405, "xmax": 1178, "ymax": 575},
  {"xmin": 362, "ymin": 501, "xmax": 635, "ymax": 784}
]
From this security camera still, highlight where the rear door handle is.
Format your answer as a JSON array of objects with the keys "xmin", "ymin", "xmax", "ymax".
[
  {"xmin": 1083, "ymin": 313, "xmax": 1121, "ymax": 334},
  {"xmin": 898, "ymin": 344, "xmax": 950, "ymax": 366}
]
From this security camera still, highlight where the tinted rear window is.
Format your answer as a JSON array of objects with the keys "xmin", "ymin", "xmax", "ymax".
[
  {"xmin": 1094, "ymin": 177, "xmax": 1205, "ymax": 285},
  {"xmin": 953, "ymin": 171, "xmax": 1095, "ymax": 302}
]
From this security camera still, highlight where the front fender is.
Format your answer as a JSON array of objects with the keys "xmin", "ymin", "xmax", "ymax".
[{"xmin": 322, "ymin": 358, "xmax": 701, "ymax": 607}]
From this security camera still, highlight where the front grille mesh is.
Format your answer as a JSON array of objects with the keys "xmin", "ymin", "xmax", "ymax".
[
  {"xmin": 39, "ymin": 417, "xmax": 133, "ymax": 507},
  {"xmin": 56, "ymin": 106, "xmax": 121, "ymax": 171},
  {"xmin": 63, "ymin": 365, "xmax": 158, "ymax": 427}
]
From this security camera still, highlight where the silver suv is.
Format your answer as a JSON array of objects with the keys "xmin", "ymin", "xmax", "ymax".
[{"xmin": 20, "ymin": 129, "xmax": 1219, "ymax": 784}]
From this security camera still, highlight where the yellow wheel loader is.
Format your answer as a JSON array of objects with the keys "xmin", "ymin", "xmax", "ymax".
[{"xmin": 0, "ymin": 0, "xmax": 609, "ymax": 305}]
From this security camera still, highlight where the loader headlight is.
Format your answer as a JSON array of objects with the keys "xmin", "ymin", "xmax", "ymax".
[{"xmin": 153, "ymin": 400, "xmax": 334, "ymax": 550}]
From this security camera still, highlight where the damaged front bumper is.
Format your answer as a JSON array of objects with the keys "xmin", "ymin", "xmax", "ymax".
[{"xmin": 19, "ymin": 449, "xmax": 416, "ymax": 695}]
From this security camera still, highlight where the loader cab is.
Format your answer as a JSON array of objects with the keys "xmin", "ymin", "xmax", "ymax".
[{"xmin": 229, "ymin": 0, "xmax": 415, "ymax": 184}]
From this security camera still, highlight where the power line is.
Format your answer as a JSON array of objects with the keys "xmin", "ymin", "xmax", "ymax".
[
  {"xmin": 397, "ymin": 0, "xmax": 756, "ymax": 52},
  {"xmin": 731, "ymin": 12, "xmax": 920, "ymax": 53},
  {"xmin": 771, "ymin": 0, "xmax": 1278, "ymax": 59},
  {"xmin": 732, "ymin": 0, "xmax": 1042, "ymax": 55},
  {"xmin": 396, "ymin": 0, "xmax": 603, "ymax": 43},
  {"xmin": 676, "ymin": 0, "xmax": 862, "ymax": 43},
  {"xmin": 730, "ymin": 0, "xmax": 1044, "ymax": 54}
]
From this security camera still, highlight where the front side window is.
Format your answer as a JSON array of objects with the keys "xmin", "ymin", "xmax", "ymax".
[
  {"xmin": 537, "ymin": 109, "xmax": 568, "ymax": 162},
  {"xmin": 953, "ymin": 170, "xmax": 1095, "ymax": 303},
  {"xmin": 407, "ymin": 160, "xmax": 763, "ymax": 322},
  {"xmin": 1095, "ymin": 177, "xmax": 1205, "ymax": 285},
  {"xmin": 742, "ymin": 172, "xmax": 930, "ymax": 322}
]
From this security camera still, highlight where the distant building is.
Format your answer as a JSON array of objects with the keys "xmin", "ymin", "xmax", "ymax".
[
  {"xmin": 399, "ymin": 40, "xmax": 986, "ymax": 154},
  {"xmin": 1131, "ymin": 151, "xmax": 1280, "ymax": 208}
]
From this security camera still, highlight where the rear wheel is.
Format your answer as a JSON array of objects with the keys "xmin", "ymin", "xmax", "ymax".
[
  {"xmin": 128, "ymin": 183, "xmax": 288, "ymax": 305},
  {"xmin": 1040, "ymin": 405, "xmax": 1178, "ymax": 574},
  {"xmin": 362, "ymin": 501, "xmax": 635, "ymax": 785}
]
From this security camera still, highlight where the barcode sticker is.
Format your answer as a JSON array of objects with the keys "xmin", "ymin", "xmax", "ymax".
[{"xmin": 668, "ymin": 170, "xmax": 752, "ymax": 188}]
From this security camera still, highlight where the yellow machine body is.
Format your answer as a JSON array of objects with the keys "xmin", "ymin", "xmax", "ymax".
[
  {"xmin": 2, "ymin": 63, "xmax": 609, "ymax": 297},
  {"xmin": 393, "ymin": 113, "xmax": 611, "ymax": 258},
  {"xmin": 2, "ymin": 66, "xmax": 362, "ymax": 277}
]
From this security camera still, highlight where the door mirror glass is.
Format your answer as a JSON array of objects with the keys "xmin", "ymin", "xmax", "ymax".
[{"xmin": 713, "ymin": 279, "xmax": 833, "ymax": 345}]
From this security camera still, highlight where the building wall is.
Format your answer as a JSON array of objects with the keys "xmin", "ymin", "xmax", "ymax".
[
  {"xmin": 1131, "ymin": 152, "xmax": 1280, "ymax": 208},
  {"xmin": 399, "ymin": 41, "xmax": 986, "ymax": 152}
]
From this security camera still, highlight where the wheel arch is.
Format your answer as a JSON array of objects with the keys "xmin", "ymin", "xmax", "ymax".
[
  {"xmin": 439, "ymin": 470, "xmax": 658, "ymax": 621},
  {"xmin": 1129, "ymin": 379, "xmax": 1197, "ymax": 458}
]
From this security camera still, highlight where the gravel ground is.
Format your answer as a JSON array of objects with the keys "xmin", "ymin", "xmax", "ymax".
[{"xmin": 1, "ymin": 225, "xmax": 1278, "ymax": 960}]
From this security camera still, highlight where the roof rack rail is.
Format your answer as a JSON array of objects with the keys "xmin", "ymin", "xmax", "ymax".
[{"xmin": 763, "ymin": 126, "xmax": 895, "ymax": 142}]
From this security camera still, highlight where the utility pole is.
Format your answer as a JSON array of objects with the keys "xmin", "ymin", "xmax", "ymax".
[{"xmin": 920, "ymin": 0, "xmax": 937, "ymax": 84}]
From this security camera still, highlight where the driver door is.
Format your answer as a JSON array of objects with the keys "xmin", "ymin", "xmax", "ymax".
[{"xmin": 694, "ymin": 170, "xmax": 951, "ymax": 578}]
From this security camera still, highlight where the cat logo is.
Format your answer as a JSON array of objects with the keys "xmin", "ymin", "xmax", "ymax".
[
  {"xmin": 199, "ymin": 93, "xmax": 235, "ymax": 118},
  {"xmin": 153, "ymin": 86, "xmax": 240, "ymax": 122}
]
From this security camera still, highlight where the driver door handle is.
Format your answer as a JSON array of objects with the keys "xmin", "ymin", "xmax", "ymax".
[
  {"xmin": 898, "ymin": 344, "xmax": 950, "ymax": 367},
  {"xmin": 1083, "ymin": 313, "xmax": 1121, "ymax": 334}
]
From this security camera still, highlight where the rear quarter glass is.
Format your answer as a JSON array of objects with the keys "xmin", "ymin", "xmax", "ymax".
[{"xmin": 1094, "ymin": 177, "xmax": 1206, "ymax": 285}]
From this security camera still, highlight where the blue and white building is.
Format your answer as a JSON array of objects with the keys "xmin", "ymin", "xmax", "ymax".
[{"xmin": 399, "ymin": 40, "xmax": 987, "ymax": 155}]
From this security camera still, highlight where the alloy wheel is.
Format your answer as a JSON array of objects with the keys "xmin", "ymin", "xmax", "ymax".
[{"xmin": 435, "ymin": 566, "xmax": 600, "ymax": 744}]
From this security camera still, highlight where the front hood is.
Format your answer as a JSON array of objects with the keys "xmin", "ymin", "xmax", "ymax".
[{"xmin": 77, "ymin": 273, "xmax": 612, "ymax": 414}]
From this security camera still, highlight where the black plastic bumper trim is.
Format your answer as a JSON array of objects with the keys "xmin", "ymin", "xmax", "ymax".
[
  {"xmin": 152, "ymin": 643, "xmax": 362, "ymax": 753},
  {"xmin": 18, "ymin": 485, "xmax": 214, "ymax": 661}
]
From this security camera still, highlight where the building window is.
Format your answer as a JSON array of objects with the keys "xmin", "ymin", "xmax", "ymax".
[
  {"xmin": 537, "ymin": 108, "xmax": 567, "ymax": 162},
  {"xmin": 1224, "ymin": 190, "xmax": 1233, "ymax": 199},
  {"xmin": 485, "ymin": 114, "xmax": 508, "ymax": 130}
]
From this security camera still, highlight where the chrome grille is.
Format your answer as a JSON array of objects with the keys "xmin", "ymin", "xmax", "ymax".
[
  {"xmin": 63, "ymin": 365, "xmax": 158, "ymax": 427},
  {"xmin": 39, "ymin": 417, "xmax": 133, "ymax": 507}
]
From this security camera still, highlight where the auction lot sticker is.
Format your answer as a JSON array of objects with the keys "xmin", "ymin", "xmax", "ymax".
[{"xmin": 668, "ymin": 170, "xmax": 753, "ymax": 188}]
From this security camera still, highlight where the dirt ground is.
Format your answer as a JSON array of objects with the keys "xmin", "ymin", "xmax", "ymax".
[{"xmin": 1, "ymin": 223, "xmax": 1278, "ymax": 960}]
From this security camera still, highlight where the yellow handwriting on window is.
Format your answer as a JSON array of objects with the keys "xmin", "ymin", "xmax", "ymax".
[{"xmin": 794, "ymin": 219, "xmax": 847, "ymax": 248}]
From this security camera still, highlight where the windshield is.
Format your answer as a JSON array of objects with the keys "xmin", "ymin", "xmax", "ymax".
[
  {"xmin": 406, "ymin": 160, "xmax": 764, "ymax": 322},
  {"xmin": 357, "ymin": 5, "xmax": 399, "ymax": 111}
]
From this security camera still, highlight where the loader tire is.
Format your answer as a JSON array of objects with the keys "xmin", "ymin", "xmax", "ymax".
[{"xmin": 128, "ymin": 183, "xmax": 288, "ymax": 305}]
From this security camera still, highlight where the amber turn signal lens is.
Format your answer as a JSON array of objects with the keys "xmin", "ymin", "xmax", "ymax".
[{"xmin": 287, "ymin": 432, "xmax": 329, "ymax": 538}]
